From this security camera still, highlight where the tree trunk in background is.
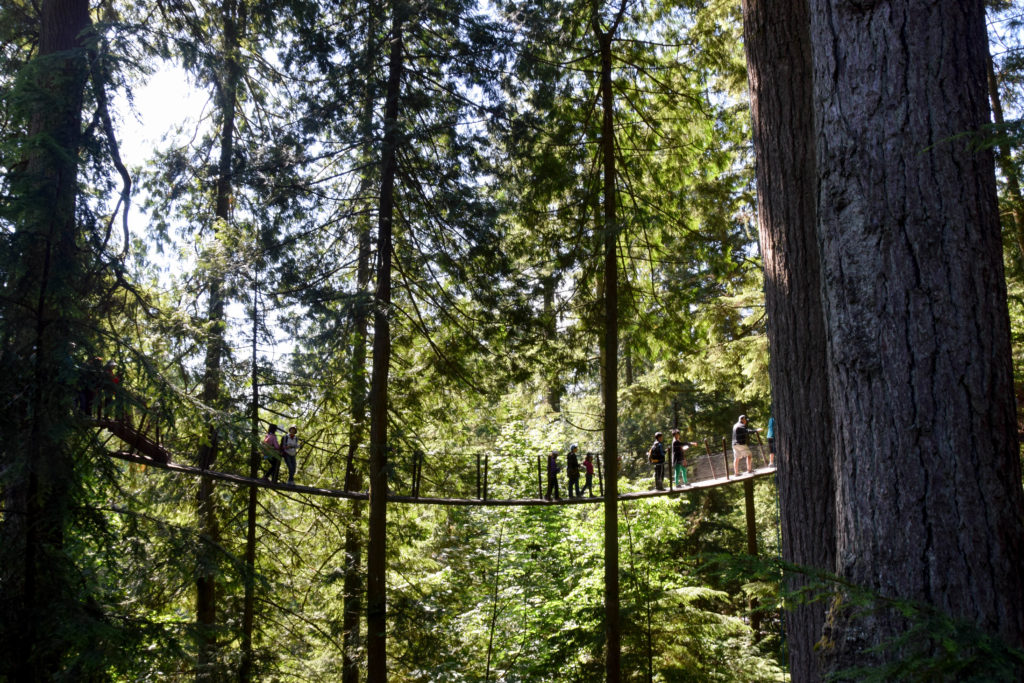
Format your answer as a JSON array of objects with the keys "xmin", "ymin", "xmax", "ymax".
[
  {"xmin": 340, "ymin": 8, "xmax": 380, "ymax": 678},
  {"xmin": 542, "ymin": 274, "xmax": 563, "ymax": 411},
  {"xmin": 366, "ymin": 2, "xmax": 405, "ymax": 678},
  {"xmin": 196, "ymin": 1, "xmax": 244, "ymax": 677},
  {"xmin": 341, "ymin": 222, "xmax": 371, "ymax": 683},
  {"xmin": 240, "ymin": 277, "xmax": 260, "ymax": 683},
  {"xmin": 592, "ymin": 1, "xmax": 626, "ymax": 678},
  {"xmin": 986, "ymin": 52, "xmax": 1024, "ymax": 268},
  {"xmin": 809, "ymin": 0, "xmax": 1024, "ymax": 673},
  {"xmin": 0, "ymin": 0, "xmax": 90, "ymax": 678},
  {"xmin": 741, "ymin": 0, "xmax": 834, "ymax": 679}
]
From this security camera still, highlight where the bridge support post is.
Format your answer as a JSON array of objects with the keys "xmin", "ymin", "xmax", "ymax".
[
  {"xmin": 744, "ymin": 477, "xmax": 761, "ymax": 638},
  {"xmin": 723, "ymin": 437, "xmax": 730, "ymax": 479},
  {"xmin": 537, "ymin": 455, "xmax": 542, "ymax": 499}
]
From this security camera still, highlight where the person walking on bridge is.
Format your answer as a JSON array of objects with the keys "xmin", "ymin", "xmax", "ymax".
[
  {"xmin": 566, "ymin": 444, "xmax": 582, "ymax": 497},
  {"xmin": 262, "ymin": 424, "xmax": 284, "ymax": 482},
  {"xmin": 731, "ymin": 415, "xmax": 760, "ymax": 476},
  {"xmin": 649, "ymin": 431, "xmax": 666, "ymax": 490},
  {"xmin": 582, "ymin": 453, "xmax": 595, "ymax": 497},
  {"xmin": 281, "ymin": 426, "xmax": 300, "ymax": 484},
  {"xmin": 671, "ymin": 429, "xmax": 697, "ymax": 486},
  {"xmin": 545, "ymin": 450, "xmax": 561, "ymax": 500}
]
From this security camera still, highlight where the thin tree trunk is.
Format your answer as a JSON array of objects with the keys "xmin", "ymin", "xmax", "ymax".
[
  {"xmin": 741, "ymin": 0, "xmax": 834, "ymax": 679},
  {"xmin": 743, "ymin": 479, "xmax": 761, "ymax": 638},
  {"xmin": 240, "ymin": 276, "xmax": 259, "ymax": 682},
  {"xmin": 366, "ymin": 2, "xmax": 405, "ymax": 678},
  {"xmin": 592, "ymin": 1, "xmax": 626, "ymax": 678},
  {"xmin": 484, "ymin": 523, "xmax": 505, "ymax": 682},
  {"xmin": 0, "ymin": 0, "xmax": 90, "ymax": 678},
  {"xmin": 809, "ymin": 0, "xmax": 1024, "ymax": 673}
]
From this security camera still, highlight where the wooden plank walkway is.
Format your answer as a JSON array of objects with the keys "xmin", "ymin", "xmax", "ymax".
[{"xmin": 108, "ymin": 449, "xmax": 776, "ymax": 506}]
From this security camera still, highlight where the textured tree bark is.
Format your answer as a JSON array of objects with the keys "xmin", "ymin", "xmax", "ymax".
[
  {"xmin": 809, "ymin": 0, "xmax": 1024, "ymax": 673},
  {"xmin": 366, "ymin": 2, "xmax": 405, "ymax": 678},
  {"xmin": 741, "ymin": 0, "xmax": 835, "ymax": 679},
  {"xmin": 0, "ymin": 0, "xmax": 90, "ymax": 678}
]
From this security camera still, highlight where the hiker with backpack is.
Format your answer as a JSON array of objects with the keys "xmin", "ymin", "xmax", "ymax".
[
  {"xmin": 648, "ymin": 431, "xmax": 666, "ymax": 490},
  {"xmin": 732, "ymin": 414, "xmax": 760, "ymax": 476}
]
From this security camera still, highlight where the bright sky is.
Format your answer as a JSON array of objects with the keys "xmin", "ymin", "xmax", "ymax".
[{"xmin": 115, "ymin": 66, "xmax": 295, "ymax": 368}]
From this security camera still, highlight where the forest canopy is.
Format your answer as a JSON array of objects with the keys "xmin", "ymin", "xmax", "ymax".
[{"xmin": 2, "ymin": 0, "xmax": 1024, "ymax": 680}]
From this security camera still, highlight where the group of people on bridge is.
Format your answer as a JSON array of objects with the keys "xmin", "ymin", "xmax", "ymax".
[
  {"xmin": 545, "ymin": 444, "xmax": 596, "ymax": 499},
  {"xmin": 542, "ymin": 413, "xmax": 777, "ymax": 500},
  {"xmin": 646, "ymin": 414, "xmax": 776, "ymax": 491},
  {"xmin": 261, "ymin": 424, "xmax": 301, "ymax": 484}
]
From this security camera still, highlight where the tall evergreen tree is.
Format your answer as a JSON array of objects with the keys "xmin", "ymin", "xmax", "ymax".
[{"xmin": 741, "ymin": 1, "xmax": 834, "ymax": 680}]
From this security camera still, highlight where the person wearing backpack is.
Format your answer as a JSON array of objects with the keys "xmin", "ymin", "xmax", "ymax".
[
  {"xmin": 566, "ymin": 444, "xmax": 582, "ymax": 498},
  {"xmin": 648, "ymin": 431, "xmax": 666, "ymax": 490},
  {"xmin": 732, "ymin": 414, "xmax": 760, "ymax": 476},
  {"xmin": 281, "ymin": 425, "xmax": 300, "ymax": 484}
]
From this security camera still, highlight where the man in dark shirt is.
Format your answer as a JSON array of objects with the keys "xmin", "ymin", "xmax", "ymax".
[
  {"xmin": 566, "ymin": 444, "xmax": 582, "ymax": 497},
  {"xmin": 731, "ymin": 415, "xmax": 760, "ymax": 476},
  {"xmin": 649, "ymin": 431, "xmax": 666, "ymax": 490}
]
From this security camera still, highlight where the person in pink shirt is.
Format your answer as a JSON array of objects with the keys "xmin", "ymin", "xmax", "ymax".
[
  {"xmin": 262, "ymin": 424, "xmax": 283, "ymax": 482},
  {"xmin": 582, "ymin": 453, "xmax": 596, "ymax": 497}
]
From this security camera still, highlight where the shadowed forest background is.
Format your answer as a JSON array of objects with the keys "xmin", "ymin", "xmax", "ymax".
[{"xmin": 3, "ymin": 0, "xmax": 1024, "ymax": 680}]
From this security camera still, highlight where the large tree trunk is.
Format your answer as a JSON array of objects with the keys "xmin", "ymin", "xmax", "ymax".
[
  {"xmin": 809, "ymin": 0, "xmax": 1024, "ymax": 673},
  {"xmin": 741, "ymin": 1, "xmax": 835, "ymax": 680},
  {"xmin": 196, "ymin": 1, "xmax": 243, "ymax": 677},
  {"xmin": 366, "ymin": 2, "xmax": 405, "ymax": 678},
  {"xmin": 0, "ymin": 0, "xmax": 91, "ymax": 679}
]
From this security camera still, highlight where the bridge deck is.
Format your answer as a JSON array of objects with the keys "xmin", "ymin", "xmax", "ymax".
[{"xmin": 108, "ymin": 449, "xmax": 776, "ymax": 505}]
